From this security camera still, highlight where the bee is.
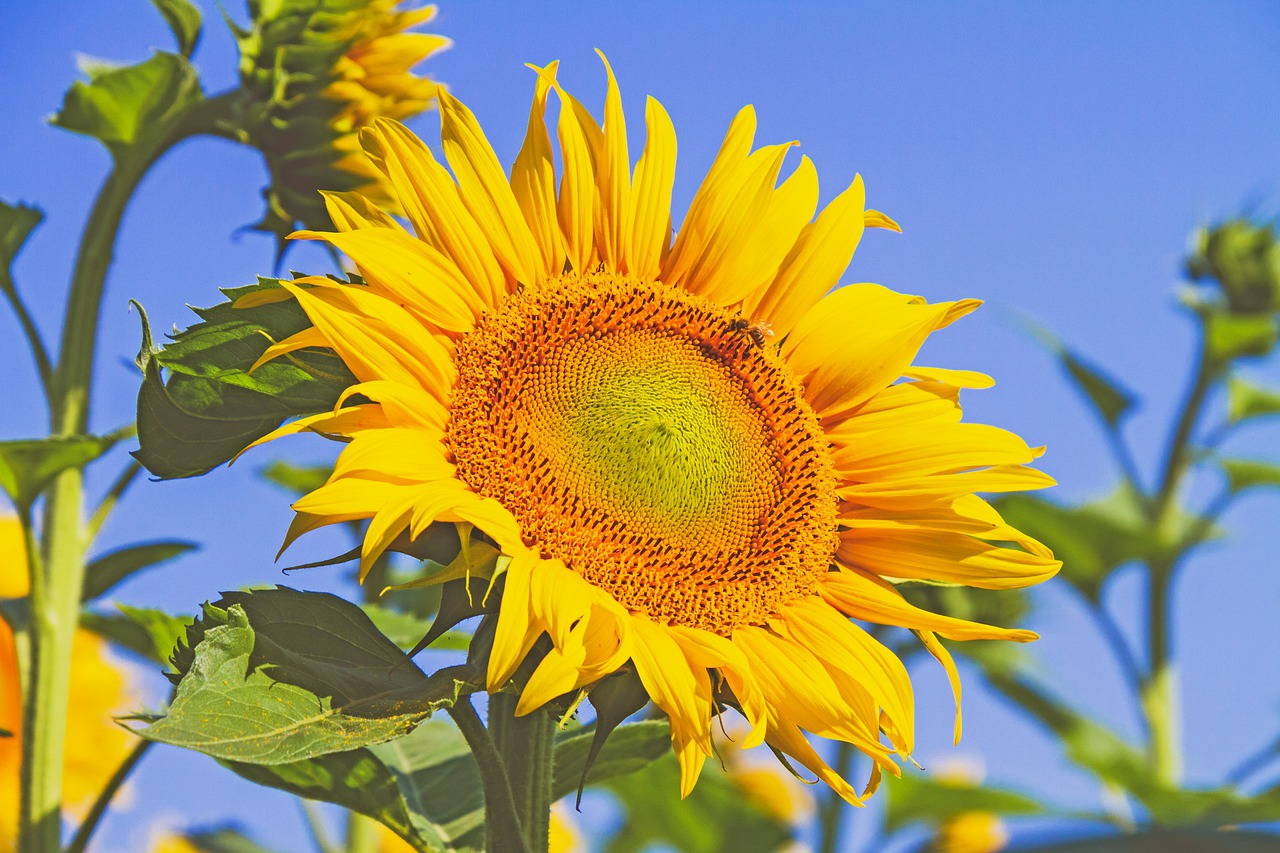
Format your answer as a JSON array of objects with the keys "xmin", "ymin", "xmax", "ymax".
[{"xmin": 729, "ymin": 316, "xmax": 775, "ymax": 349}]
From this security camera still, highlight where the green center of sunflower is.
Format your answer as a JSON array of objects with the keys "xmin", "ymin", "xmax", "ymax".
[{"xmin": 447, "ymin": 272, "xmax": 838, "ymax": 634}]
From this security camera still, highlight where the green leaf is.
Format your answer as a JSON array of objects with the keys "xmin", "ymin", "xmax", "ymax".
[
  {"xmin": 1227, "ymin": 376, "xmax": 1280, "ymax": 423},
  {"xmin": 53, "ymin": 52, "xmax": 202, "ymax": 160},
  {"xmin": 552, "ymin": 720, "xmax": 672, "ymax": 803},
  {"xmin": 0, "ymin": 200, "xmax": 43, "ymax": 291},
  {"xmin": 1205, "ymin": 312, "xmax": 1278, "ymax": 362},
  {"xmin": 138, "ymin": 589, "xmax": 463, "ymax": 764},
  {"xmin": 1219, "ymin": 458, "xmax": 1280, "ymax": 494},
  {"xmin": 362, "ymin": 603, "xmax": 470, "ymax": 653},
  {"xmin": 151, "ymin": 0, "xmax": 203, "ymax": 57},
  {"xmin": 134, "ymin": 279, "xmax": 356, "ymax": 479},
  {"xmin": 82, "ymin": 540, "xmax": 197, "ymax": 601},
  {"xmin": 600, "ymin": 753, "xmax": 793, "ymax": 853},
  {"xmin": 81, "ymin": 604, "xmax": 192, "ymax": 664},
  {"xmin": 259, "ymin": 459, "xmax": 330, "ymax": 497},
  {"xmin": 226, "ymin": 720, "xmax": 485, "ymax": 853},
  {"xmin": 1020, "ymin": 318, "xmax": 1136, "ymax": 428},
  {"xmin": 883, "ymin": 772, "xmax": 1047, "ymax": 834},
  {"xmin": 0, "ymin": 433, "xmax": 124, "ymax": 511}
]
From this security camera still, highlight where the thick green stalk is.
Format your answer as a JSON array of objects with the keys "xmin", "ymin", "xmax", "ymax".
[
  {"xmin": 489, "ymin": 692, "xmax": 555, "ymax": 853},
  {"xmin": 19, "ymin": 91, "xmax": 242, "ymax": 853},
  {"xmin": 449, "ymin": 698, "xmax": 530, "ymax": 853}
]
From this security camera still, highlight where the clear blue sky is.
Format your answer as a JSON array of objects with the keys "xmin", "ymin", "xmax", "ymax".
[{"xmin": 3, "ymin": 1, "xmax": 1280, "ymax": 850}]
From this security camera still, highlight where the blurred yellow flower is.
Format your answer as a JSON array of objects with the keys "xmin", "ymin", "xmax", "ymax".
[
  {"xmin": 150, "ymin": 832, "xmax": 203, "ymax": 853},
  {"xmin": 0, "ymin": 517, "xmax": 136, "ymax": 852},
  {"xmin": 932, "ymin": 811, "xmax": 1010, "ymax": 853}
]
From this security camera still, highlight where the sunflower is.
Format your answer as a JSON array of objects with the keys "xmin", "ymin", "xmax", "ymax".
[
  {"xmin": 246, "ymin": 55, "xmax": 1059, "ymax": 804},
  {"xmin": 236, "ymin": 0, "xmax": 450, "ymax": 241},
  {"xmin": 0, "ymin": 518, "xmax": 135, "ymax": 851}
]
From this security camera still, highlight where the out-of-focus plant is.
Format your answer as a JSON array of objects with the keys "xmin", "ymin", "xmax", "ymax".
[
  {"xmin": 815, "ymin": 216, "xmax": 1280, "ymax": 852},
  {"xmin": 0, "ymin": 2, "xmax": 445, "ymax": 851}
]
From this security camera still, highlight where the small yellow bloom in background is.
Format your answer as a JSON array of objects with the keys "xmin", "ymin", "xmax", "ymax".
[
  {"xmin": 0, "ymin": 517, "xmax": 136, "ymax": 853},
  {"xmin": 246, "ymin": 54, "xmax": 1058, "ymax": 805},
  {"xmin": 150, "ymin": 832, "xmax": 205, "ymax": 853},
  {"xmin": 931, "ymin": 811, "xmax": 1010, "ymax": 853},
  {"xmin": 235, "ymin": 0, "xmax": 450, "ymax": 243}
]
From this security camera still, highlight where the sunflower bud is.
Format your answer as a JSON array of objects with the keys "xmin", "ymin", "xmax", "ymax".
[
  {"xmin": 232, "ymin": 0, "xmax": 449, "ymax": 247},
  {"xmin": 1186, "ymin": 219, "xmax": 1280, "ymax": 315}
]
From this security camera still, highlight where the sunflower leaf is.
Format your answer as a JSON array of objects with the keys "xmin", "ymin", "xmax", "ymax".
[
  {"xmin": 134, "ymin": 278, "xmax": 356, "ymax": 479},
  {"xmin": 883, "ymin": 771, "xmax": 1048, "ymax": 834},
  {"xmin": 150, "ymin": 0, "xmax": 202, "ymax": 58},
  {"xmin": 1204, "ymin": 312, "xmax": 1278, "ymax": 362},
  {"xmin": 82, "ymin": 540, "xmax": 197, "ymax": 601},
  {"xmin": 1020, "ymin": 318, "xmax": 1136, "ymax": 429},
  {"xmin": 53, "ymin": 51, "xmax": 202, "ymax": 162},
  {"xmin": 0, "ymin": 433, "xmax": 125, "ymax": 512},
  {"xmin": 224, "ymin": 720, "xmax": 485, "ymax": 853},
  {"xmin": 81, "ymin": 604, "xmax": 192, "ymax": 665},
  {"xmin": 139, "ymin": 588, "xmax": 467, "ymax": 764}
]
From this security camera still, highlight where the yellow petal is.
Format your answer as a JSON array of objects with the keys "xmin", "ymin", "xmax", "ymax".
[
  {"xmin": 438, "ymin": 90, "xmax": 542, "ymax": 287},
  {"xmin": 916, "ymin": 629, "xmax": 963, "ymax": 744},
  {"xmin": 249, "ymin": 325, "xmax": 331, "ymax": 374},
  {"xmin": 668, "ymin": 625, "xmax": 767, "ymax": 748},
  {"xmin": 784, "ymin": 283, "xmax": 982, "ymax": 419},
  {"xmin": 593, "ymin": 50, "xmax": 631, "ymax": 273},
  {"xmin": 902, "ymin": 365, "xmax": 994, "ymax": 388},
  {"xmin": 321, "ymin": 190, "xmax": 403, "ymax": 231},
  {"xmin": 863, "ymin": 208, "xmax": 901, "ymax": 232},
  {"xmin": 777, "ymin": 597, "xmax": 915, "ymax": 753},
  {"xmin": 630, "ymin": 614, "xmax": 714, "ymax": 793},
  {"xmin": 825, "ymin": 381, "xmax": 962, "ymax": 444},
  {"xmin": 291, "ymin": 230, "xmax": 482, "ymax": 333},
  {"xmin": 331, "ymin": 428, "xmax": 452, "ymax": 484},
  {"xmin": 833, "ymin": 422, "xmax": 1036, "ymax": 482},
  {"xmin": 337, "ymin": 380, "xmax": 449, "ymax": 431},
  {"xmin": 545, "ymin": 71, "xmax": 602, "ymax": 274},
  {"xmin": 364, "ymin": 119, "xmax": 508, "ymax": 306},
  {"xmin": 626, "ymin": 96, "xmax": 677, "ymax": 281},
  {"xmin": 660, "ymin": 106, "xmax": 756, "ymax": 285},
  {"xmin": 488, "ymin": 552, "xmax": 540, "ymax": 689},
  {"xmin": 820, "ymin": 568, "xmax": 1038, "ymax": 643},
  {"xmin": 837, "ymin": 464, "xmax": 1058, "ymax": 510},
  {"xmin": 750, "ymin": 174, "xmax": 866, "ymax": 338},
  {"xmin": 837, "ymin": 528, "xmax": 1061, "ymax": 589},
  {"xmin": 762, "ymin": 707, "xmax": 868, "ymax": 808},
  {"xmin": 511, "ymin": 62, "xmax": 565, "ymax": 281}
]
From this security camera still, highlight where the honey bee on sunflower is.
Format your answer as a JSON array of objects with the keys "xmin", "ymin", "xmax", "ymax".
[{"xmin": 243, "ymin": 52, "xmax": 1059, "ymax": 804}]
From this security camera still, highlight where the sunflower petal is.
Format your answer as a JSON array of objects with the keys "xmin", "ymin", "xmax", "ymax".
[
  {"xmin": 627, "ymin": 96, "xmax": 677, "ymax": 280},
  {"xmin": 512, "ymin": 62, "xmax": 565, "ymax": 280}
]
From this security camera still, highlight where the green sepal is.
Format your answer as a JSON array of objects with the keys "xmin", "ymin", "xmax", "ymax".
[
  {"xmin": 133, "ymin": 278, "xmax": 356, "ymax": 479},
  {"xmin": 1219, "ymin": 458, "xmax": 1280, "ymax": 494},
  {"xmin": 1204, "ymin": 311, "xmax": 1278, "ymax": 363},
  {"xmin": 0, "ymin": 431, "xmax": 127, "ymax": 512},
  {"xmin": 1227, "ymin": 376, "xmax": 1280, "ymax": 423},
  {"xmin": 150, "ymin": 0, "xmax": 203, "ymax": 58},
  {"xmin": 53, "ymin": 51, "xmax": 202, "ymax": 162},
  {"xmin": 82, "ymin": 540, "xmax": 197, "ymax": 601},
  {"xmin": 554, "ymin": 684, "xmax": 665, "ymax": 806}
]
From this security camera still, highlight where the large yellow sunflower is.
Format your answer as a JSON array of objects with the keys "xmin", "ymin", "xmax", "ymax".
[{"xmin": 246, "ymin": 55, "xmax": 1058, "ymax": 804}]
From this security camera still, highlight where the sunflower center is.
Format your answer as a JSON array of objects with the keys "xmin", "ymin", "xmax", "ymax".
[{"xmin": 447, "ymin": 272, "xmax": 837, "ymax": 634}]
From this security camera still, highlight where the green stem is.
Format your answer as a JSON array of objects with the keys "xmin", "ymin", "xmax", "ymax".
[
  {"xmin": 1, "ymin": 278, "xmax": 54, "ymax": 405},
  {"xmin": 1142, "ymin": 563, "xmax": 1181, "ymax": 787},
  {"xmin": 19, "ymin": 91, "xmax": 242, "ymax": 853},
  {"xmin": 64, "ymin": 739, "xmax": 152, "ymax": 853},
  {"xmin": 816, "ymin": 741, "xmax": 854, "ymax": 853},
  {"xmin": 488, "ymin": 693, "xmax": 554, "ymax": 853},
  {"xmin": 300, "ymin": 800, "xmax": 340, "ymax": 853},
  {"xmin": 448, "ymin": 698, "xmax": 530, "ymax": 853}
]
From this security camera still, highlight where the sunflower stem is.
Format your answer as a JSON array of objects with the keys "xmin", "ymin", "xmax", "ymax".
[
  {"xmin": 489, "ymin": 692, "xmax": 554, "ymax": 853},
  {"xmin": 449, "ymin": 697, "xmax": 530, "ymax": 853},
  {"xmin": 19, "ymin": 91, "xmax": 241, "ymax": 853}
]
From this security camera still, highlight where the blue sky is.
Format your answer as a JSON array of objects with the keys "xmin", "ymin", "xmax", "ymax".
[{"xmin": 3, "ymin": 1, "xmax": 1280, "ymax": 850}]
